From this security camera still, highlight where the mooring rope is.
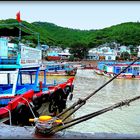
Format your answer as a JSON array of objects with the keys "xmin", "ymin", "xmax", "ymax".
[
  {"xmin": 50, "ymin": 95, "xmax": 140, "ymax": 134},
  {"xmin": 3, "ymin": 107, "xmax": 12, "ymax": 126},
  {"xmin": 21, "ymin": 97, "xmax": 36, "ymax": 118}
]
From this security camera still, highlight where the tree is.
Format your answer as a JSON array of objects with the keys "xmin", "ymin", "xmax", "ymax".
[
  {"xmin": 88, "ymin": 42, "xmax": 98, "ymax": 48},
  {"xmin": 129, "ymin": 45, "xmax": 138, "ymax": 57},
  {"xmin": 69, "ymin": 42, "xmax": 88, "ymax": 60},
  {"xmin": 120, "ymin": 51, "xmax": 130, "ymax": 60},
  {"xmin": 68, "ymin": 55, "xmax": 75, "ymax": 61}
]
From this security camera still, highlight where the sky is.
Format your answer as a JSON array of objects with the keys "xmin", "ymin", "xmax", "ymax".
[{"xmin": 0, "ymin": 1, "xmax": 140, "ymax": 30}]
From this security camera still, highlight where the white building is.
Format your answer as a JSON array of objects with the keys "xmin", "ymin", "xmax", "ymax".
[
  {"xmin": 87, "ymin": 47, "xmax": 117, "ymax": 60},
  {"xmin": 116, "ymin": 45, "xmax": 131, "ymax": 56},
  {"xmin": 137, "ymin": 45, "xmax": 140, "ymax": 57}
]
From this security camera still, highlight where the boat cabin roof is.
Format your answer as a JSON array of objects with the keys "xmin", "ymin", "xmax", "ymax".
[{"xmin": 105, "ymin": 64, "xmax": 140, "ymax": 67}]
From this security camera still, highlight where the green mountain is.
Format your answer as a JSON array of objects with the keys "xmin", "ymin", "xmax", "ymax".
[{"xmin": 0, "ymin": 19, "xmax": 140, "ymax": 48}]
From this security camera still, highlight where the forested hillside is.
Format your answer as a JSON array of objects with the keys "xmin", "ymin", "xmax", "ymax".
[{"xmin": 0, "ymin": 19, "xmax": 140, "ymax": 48}]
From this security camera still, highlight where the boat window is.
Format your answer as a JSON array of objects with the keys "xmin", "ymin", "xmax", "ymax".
[
  {"xmin": 121, "ymin": 67, "xmax": 127, "ymax": 73},
  {"xmin": 0, "ymin": 74, "xmax": 8, "ymax": 84},
  {"xmin": 115, "ymin": 67, "xmax": 121, "ymax": 73},
  {"xmin": 20, "ymin": 73, "xmax": 35, "ymax": 85},
  {"xmin": 108, "ymin": 56, "xmax": 111, "ymax": 60},
  {"xmin": 128, "ymin": 67, "xmax": 132, "ymax": 73},
  {"xmin": 0, "ymin": 73, "xmax": 16, "ymax": 84},
  {"xmin": 133, "ymin": 67, "xmax": 139, "ymax": 71}
]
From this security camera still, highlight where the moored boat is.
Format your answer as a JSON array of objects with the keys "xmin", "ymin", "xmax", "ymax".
[
  {"xmin": 109, "ymin": 63, "xmax": 140, "ymax": 79},
  {"xmin": 93, "ymin": 61, "xmax": 114, "ymax": 75},
  {"xmin": 98, "ymin": 61, "xmax": 140, "ymax": 79},
  {"xmin": 65, "ymin": 62, "xmax": 86, "ymax": 69},
  {"xmin": 0, "ymin": 29, "xmax": 75, "ymax": 126},
  {"xmin": 40, "ymin": 61, "xmax": 77, "ymax": 76}
]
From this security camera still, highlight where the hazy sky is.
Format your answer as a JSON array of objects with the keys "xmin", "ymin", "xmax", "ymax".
[{"xmin": 0, "ymin": 1, "xmax": 140, "ymax": 30}]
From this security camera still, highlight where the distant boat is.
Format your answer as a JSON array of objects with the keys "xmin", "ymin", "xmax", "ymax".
[
  {"xmin": 47, "ymin": 56, "xmax": 61, "ymax": 61},
  {"xmin": 93, "ymin": 61, "xmax": 115, "ymax": 75},
  {"xmin": 40, "ymin": 61, "xmax": 77, "ymax": 76},
  {"xmin": 94, "ymin": 61, "xmax": 140, "ymax": 79},
  {"xmin": 103, "ymin": 63, "xmax": 140, "ymax": 79},
  {"xmin": 65, "ymin": 62, "xmax": 86, "ymax": 69}
]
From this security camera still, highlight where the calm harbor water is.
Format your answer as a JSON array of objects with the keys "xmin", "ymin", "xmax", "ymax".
[{"xmin": 43, "ymin": 69, "xmax": 140, "ymax": 135}]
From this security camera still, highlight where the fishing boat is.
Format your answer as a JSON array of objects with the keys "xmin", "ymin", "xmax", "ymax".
[
  {"xmin": 93, "ymin": 61, "xmax": 115, "ymax": 75},
  {"xmin": 100, "ymin": 62, "xmax": 140, "ymax": 79},
  {"xmin": 66, "ymin": 62, "xmax": 86, "ymax": 69},
  {"xmin": 108, "ymin": 64, "xmax": 140, "ymax": 79},
  {"xmin": 40, "ymin": 61, "xmax": 77, "ymax": 76},
  {"xmin": 0, "ymin": 27, "xmax": 75, "ymax": 126},
  {"xmin": 83, "ymin": 64, "xmax": 95, "ymax": 70}
]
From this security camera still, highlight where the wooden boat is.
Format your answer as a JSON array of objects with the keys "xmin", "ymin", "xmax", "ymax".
[
  {"xmin": 0, "ymin": 37, "xmax": 75, "ymax": 126},
  {"xmin": 93, "ymin": 61, "xmax": 116, "ymax": 75},
  {"xmin": 101, "ymin": 62, "xmax": 140, "ymax": 79},
  {"xmin": 46, "ymin": 56, "xmax": 61, "ymax": 61},
  {"xmin": 81, "ymin": 62, "xmax": 97, "ymax": 70},
  {"xmin": 110, "ymin": 63, "xmax": 140, "ymax": 79},
  {"xmin": 94, "ymin": 68, "xmax": 104, "ymax": 75},
  {"xmin": 40, "ymin": 61, "xmax": 77, "ymax": 76},
  {"xmin": 66, "ymin": 62, "xmax": 86, "ymax": 69}
]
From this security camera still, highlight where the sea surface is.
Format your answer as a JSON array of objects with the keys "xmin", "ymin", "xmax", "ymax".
[{"xmin": 41, "ymin": 69, "xmax": 140, "ymax": 135}]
